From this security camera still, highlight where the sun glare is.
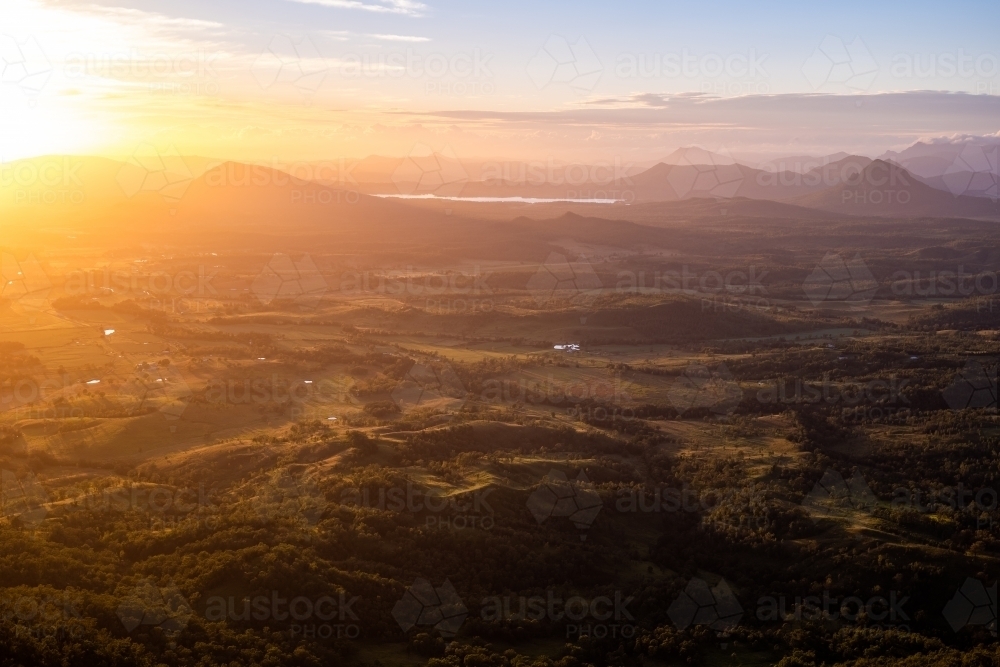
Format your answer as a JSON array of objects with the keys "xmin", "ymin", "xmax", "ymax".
[{"xmin": 1, "ymin": 3, "xmax": 1000, "ymax": 664}]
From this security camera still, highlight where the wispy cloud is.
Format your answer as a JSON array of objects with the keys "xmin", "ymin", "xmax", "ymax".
[
  {"xmin": 377, "ymin": 92, "xmax": 1000, "ymax": 161},
  {"xmin": 76, "ymin": 5, "xmax": 226, "ymax": 32},
  {"xmin": 367, "ymin": 33, "xmax": 430, "ymax": 42},
  {"xmin": 284, "ymin": 0, "xmax": 427, "ymax": 16},
  {"xmin": 585, "ymin": 93, "xmax": 676, "ymax": 108}
]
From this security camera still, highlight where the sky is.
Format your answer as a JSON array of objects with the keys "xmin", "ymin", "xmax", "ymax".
[{"xmin": 2, "ymin": 0, "xmax": 999, "ymax": 164}]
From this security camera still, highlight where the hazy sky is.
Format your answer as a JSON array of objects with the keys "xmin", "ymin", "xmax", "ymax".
[{"xmin": 2, "ymin": 0, "xmax": 999, "ymax": 162}]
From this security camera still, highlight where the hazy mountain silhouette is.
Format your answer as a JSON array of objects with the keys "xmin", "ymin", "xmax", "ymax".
[
  {"xmin": 791, "ymin": 160, "xmax": 1000, "ymax": 218},
  {"xmin": 879, "ymin": 138, "xmax": 1000, "ymax": 178},
  {"xmin": 758, "ymin": 152, "xmax": 851, "ymax": 173}
]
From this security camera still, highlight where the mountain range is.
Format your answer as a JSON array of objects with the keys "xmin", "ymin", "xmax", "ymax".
[{"xmin": 2, "ymin": 138, "xmax": 997, "ymax": 248}]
